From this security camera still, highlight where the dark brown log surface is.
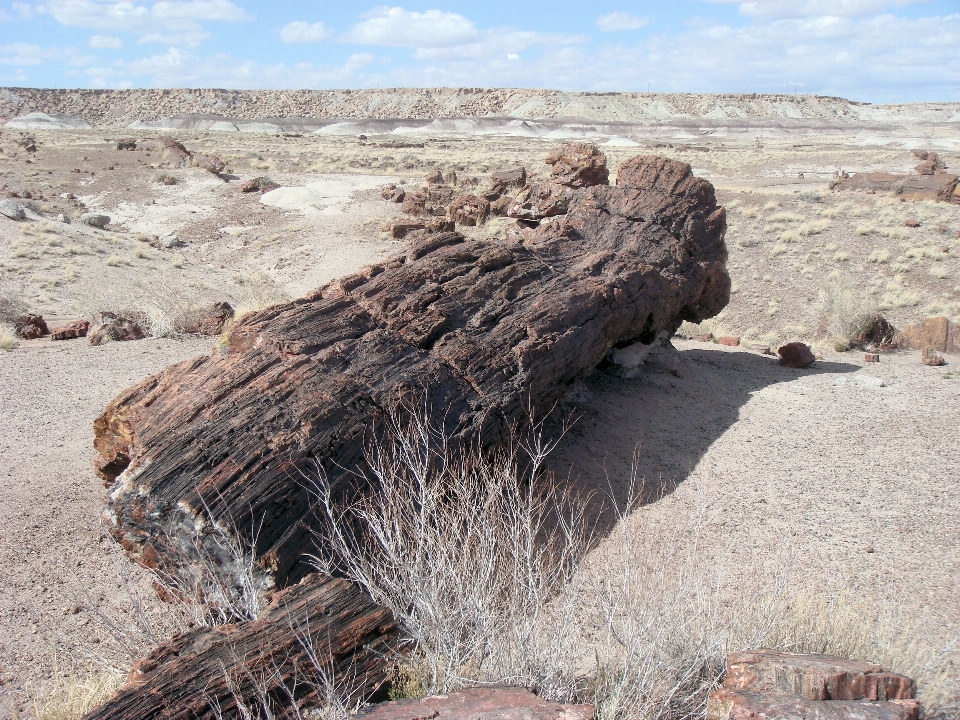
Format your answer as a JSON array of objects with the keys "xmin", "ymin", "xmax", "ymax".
[
  {"xmin": 84, "ymin": 574, "xmax": 397, "ymax": 720},
  {"xmin": 93, "ymin": 153, "xmax": 729, "ymax": 589}
]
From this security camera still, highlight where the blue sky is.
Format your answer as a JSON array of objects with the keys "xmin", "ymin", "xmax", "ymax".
[{"xmin": 1, "ymin": 1, "xmax": 958, "ymax": 102}]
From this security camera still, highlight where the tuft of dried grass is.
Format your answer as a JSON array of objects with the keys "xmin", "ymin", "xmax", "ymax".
[{"xmin": 25, "ymin": 668, "xmax": 124, "ymax": 720}]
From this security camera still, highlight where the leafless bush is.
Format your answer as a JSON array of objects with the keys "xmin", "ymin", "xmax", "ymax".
[
  {"xmin": 307, "ymin": 405, "xmax": 592, "ymax": 702},
  {"xmin": 818, "ymin": 271, "xmax": 878, "ymax": 341},
  {"xmin": 305, "ymin": 405, "xmax": 957, "ymax": 719},
  {"xmin": 0, "ymin": 276, "xmax": 29, "ymax": 322}
]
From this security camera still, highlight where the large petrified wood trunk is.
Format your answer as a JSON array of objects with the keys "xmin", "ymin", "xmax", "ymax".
[
  {"xmin": 84, "ymin": 574, "xmax": 398, "ymax": 720},
  {"xmin": 94, "ymin": 152, "xmax": 729, "ymax": 590}
]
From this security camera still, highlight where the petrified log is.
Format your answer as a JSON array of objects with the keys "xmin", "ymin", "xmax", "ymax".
[
  {"xmin": 93, "ymin": 152, "xmax": 729, "ymax": 591},
  {"xmin": 708, "ymin": 650, "xmax": 919, "ymax": 720},
  {"xmin": 84, "ymin": 574, "xmax": 397, "ymax": 720},
  {"xmin": 837, "ymin": 172, "xmax": 959, "ymax": 203}
]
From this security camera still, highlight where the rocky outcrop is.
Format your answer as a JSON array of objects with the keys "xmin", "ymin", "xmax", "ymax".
[
  {"xmin": 508, "ymin": 183, "xmax": 574, "ymax": 222},
  {"xmin": 93, "ymin": 151, "xmax": 729, "ymax": 591},
  {"xmin": 83, "ymin": 574, "xmax": 398, "ymax": 720},
  {"xmin": 355, "ymin": 687, "xmax": 593, "ymax": 720},
  {"xmin": 708, "ymin": 650, "xmax": 918, "ymax": 720},
  {"xmin": 240, "ymin": 176, "xmax": 279, "ymax": 193},
  {"xmin": 0, "ymin": 200, "xmax": 26, "ymax": 220},
  {"xmin": 13, "ymin": 314, "xmax": 48, "ymax": 339}
]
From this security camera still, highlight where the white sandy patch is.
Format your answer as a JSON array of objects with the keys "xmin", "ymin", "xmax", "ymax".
[{"xmin": 260, "ymin": 174, "xmax": 397, "ymax": 213}]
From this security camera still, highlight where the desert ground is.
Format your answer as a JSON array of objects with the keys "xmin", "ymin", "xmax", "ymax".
[{"xmin": 0, "ymin": 91, "xmax": 958, "ymax": 718}]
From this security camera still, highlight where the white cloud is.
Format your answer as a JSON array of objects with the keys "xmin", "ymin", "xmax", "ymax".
[
  {"xmin": 280, "ymin": 21, "xmax": 332, "ymax": 43},
  {"xmin": 596, "ymin": 12, "xmax": 652, "ymax": 32},
  {"xmin": 346, "ymin": 6, "xmax": 478, "ymax": 48},
  {"xmin": 37, "ymin": 0, "xmax": 249, "ymax": 47},
  {"xmin": 706, "ymin": 0, "xmax": 922, "ymax": 18},
  {"xmin": 0, "ymin": 42, "xmax": 96, "ymax": 66},
  {"xmin": 89, "ymin": 34, "xmax": 124, "ymax": 48}
]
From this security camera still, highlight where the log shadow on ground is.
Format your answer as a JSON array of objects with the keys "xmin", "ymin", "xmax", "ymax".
[{"xmin": 546, "ymin": 346, "xmax": 859, "ymax": 539}]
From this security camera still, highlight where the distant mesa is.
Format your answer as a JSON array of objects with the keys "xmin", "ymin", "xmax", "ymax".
[{"xmin": 4, "ymin": 111, "xmax": 92, "ymax": 130}]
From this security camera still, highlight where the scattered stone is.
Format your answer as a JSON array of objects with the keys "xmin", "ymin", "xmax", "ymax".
[
  {"xmin": 197, "ymin": 155, "xmax": 226, "ymax": 174},
  {"xmin": 904, "ymin": 218, "xmax": 920, "ymax": 228},
  {"xmin": 50, "ymin": 320, "xmax": 90, "ymax": 341},
  {"xmin": 178, "ymin": 302, "xmax": 235, "ymax": 336},
  {"xmin": 389, "ymin": 219, "xmax": 427, "ymax": 239},
  {"xmin": 922, "ymin": 347, "xmax": 945, "ymax": 366},
  {"xmin": 864, "ymin": 353, "xmax": 880, "ymax": 363},
  {"xmin": 507, "ymin": 182, "xmax": 574, "ymax": 221},
  {"xmin": 428, "ymin": 185, "xmax": 454, "ymax": 205},
  {"xmin": 13, "ymin": 314, "xmax": 49, "ymax": 339},
  {"xmin": 444, "ymin": 170, "xmax": 457, "ymax": 185},
  {"xmin": 355, "ymin": 687, "xmax": 594, "ymax": 720},
  {"xmin": 94, "ymin": 151, "xmax": 730, "ymax": 590},
  {"xmin": 21, "ymin": 190, "xmax": 33, "ymax": 199},
  {"xmin": 490, "ymin": 165, "xmax": 527, "ymax": 188},
  {"xmin": 56, "ymin": 213, "xmax": 70, "ymax": 224},
  {"xmin": 718, "ymin": 336, "xmax": 740, "ymax": 346},
  {"xmin": 424, "ymin": 168, "xmax": 444, "ymax": 185},
  {"xmin": 159, "ymin": 232, "xmax": 183, "ymax": 249},
  {"xmin": 545, "ymin": 142, "xmax": 609, "ymax": 187},
  {"xmin": 400, "ymin": 190, "xmax": 427, "ymax": 217},
  {"xmin": 84, "ymin": 574, "xmax": 397, "ymax": 720},
  {"xmin": 778, "ymin": 342, "xmax": 815, "ymax": 368},
  {"xmin": 239, "ymin": 177, "xmax": 278, "ymax": 193},
  {"xmin": 449, "ymin": 194, "xmax": 490, "ymax": 226},
  {"xmin": 116, "ymin": 138, "xmax": 137, "ymax": 150},
  {"xmin": 80, "ymin": 213, "xmax": 110, "ymax": 227},
  {"xmin": 694, "ymin": 333, "xmax": 714, "ymax": 343},
  {"xmin": 379, "ymin": 184, "xmax": 405, "ymax": 202},
  {"xmin": 159, "ymin": 135, "xmax": 191, "ymax": 168},
  {"xmin": 489, "ymin": 195, "xmax": 513, "ymax": 216},
  {"xmin": 424, "ymin": 217, "xmax": 455, "ymax": 234},
  {"xmin": 162, "ymin": 175, "xmax": 177, "ymax": 186},
  {"xmin": 0, "ymin": 199, "xmax": 25, "ymax": 220},
  {"xmin": 88, "ymin": 312, "xmax": 148, "ymax": 346}
]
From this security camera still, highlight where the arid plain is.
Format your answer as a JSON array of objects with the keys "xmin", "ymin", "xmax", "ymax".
[{"xmin": 0, "ymin": 89, "xmax": 958, "ymax": 718}]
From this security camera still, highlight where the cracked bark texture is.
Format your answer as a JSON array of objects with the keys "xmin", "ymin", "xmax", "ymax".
[{"xmin": 93, "ymin": 153, "xmax": 730, "ymax": 590}]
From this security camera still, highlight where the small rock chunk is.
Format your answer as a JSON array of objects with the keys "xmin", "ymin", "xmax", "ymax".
[
  {"xmin": 14, "ymin": 314, "xmax": 49, "ymax": 339},
  {"xmin": 50, "ymin": 320, "xmax": 90, "ymax": 341},
  {"xmin": 116, "ymin": 138, "xmax": 137, "ymax": 150},
  {"xmin": 88, "ymin": 312, "xmax": 148, "ymax": 346},
  {"xmin": 449, "ymin": 194, "xmax": 490, "ymax": 226},
  {"xmin": 80, "ymin": 213, "xmax": 110, "ymax": 227},
  {"xmin": 354, "ymin": 686, "xmax": 594, "ymax": 720},
  {"xmin": 0, "ymin": 199, "xmax": 25, "ymax": 220},
  {"xmin": 778, "ymin": 342, "xmax": 815, "ymax": 368},
  {"xmin": 545, "ymin": 142, "xmax": 609, "ymax": 188}
]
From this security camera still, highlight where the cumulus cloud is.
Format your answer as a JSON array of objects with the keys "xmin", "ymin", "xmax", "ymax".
[
  {"xmin": 706, "ymin": 0, "xmax": 923, "ymax": 18},
  {"xmin": 280, "ymin": 21, "xmax": 332, "ymax": 43},
  {"xmin": 346, "ymin": 6, "xmax": 479, "ymax": 48},
  {"xmin": 37, "ymin": 0, "xmax": 249, "ymax": 47},
  {"xmin": 596, "ymin": 12, "xmax": 652, "ymax": 32},
  {"xmin": 89, "ymin": 34, "xmax": 124, "ymax": 48},
  {"xmin": 0, "ymin": 42, "xmax": 96, "ymax": 66}
]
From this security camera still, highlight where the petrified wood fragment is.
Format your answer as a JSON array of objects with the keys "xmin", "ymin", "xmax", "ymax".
[
  {"xmin": 84, "ymin": 574, "xmax": 397, "ymax": 720},
  {"xmin": 94, "ymin": 153, "xmax": 729, "ymax": 591}
]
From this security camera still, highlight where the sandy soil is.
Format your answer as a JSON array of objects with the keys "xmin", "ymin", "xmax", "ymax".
[{"xmin": 0, "ymin": 113, "xmax": 958, "ymax": 716}]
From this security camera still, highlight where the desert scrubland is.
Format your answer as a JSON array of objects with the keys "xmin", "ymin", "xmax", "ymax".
[{"xmin": 0, "ymin": 89, "xmax": 958, "ymax": 719}]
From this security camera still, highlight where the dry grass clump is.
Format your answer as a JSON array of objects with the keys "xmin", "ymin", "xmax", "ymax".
[
  {"xmin": 0, "ymin": 276, "xmax": 29, "ymax": 322},
  {"xmin": 818, "ymin": 271, "xmax": 878, "ymax": 341},
  {"xmin": 0, "ymin": 324, "xmax": 18, "ymax": 350},
  {"xmin": 22, "ymin": 669, "xmax": 123, "ymax": 720},
  {"xmin": 231, "ymin": 270, "xmax": 290, "ymax": 317}
]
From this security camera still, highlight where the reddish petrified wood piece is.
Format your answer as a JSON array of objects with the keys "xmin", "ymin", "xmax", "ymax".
[{"xmin": 93, "ymin": 152, "xmax": 730, "ymax": 590}]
